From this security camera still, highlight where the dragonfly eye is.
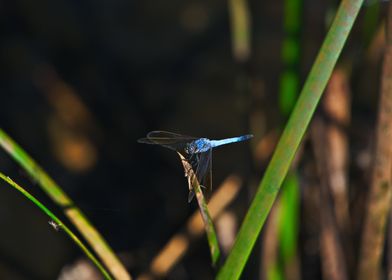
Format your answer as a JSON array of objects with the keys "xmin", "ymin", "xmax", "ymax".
[{"xmin": 185, "ymin": 144, "xmax": 195, "ymax": 154}]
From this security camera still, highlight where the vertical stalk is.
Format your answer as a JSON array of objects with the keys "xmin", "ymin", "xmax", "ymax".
[
  {"xmin": 358, "ymin": 2, "xmax": 392, "ymax": 279},
  {"xmin": 177, "ymin": 153, "xmax": 221, "ymax": 265}
]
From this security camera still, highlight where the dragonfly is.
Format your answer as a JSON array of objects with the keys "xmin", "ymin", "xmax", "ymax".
[{"xmin": 138, "ymin": 131, "xmax": 253, "ymax": 202}]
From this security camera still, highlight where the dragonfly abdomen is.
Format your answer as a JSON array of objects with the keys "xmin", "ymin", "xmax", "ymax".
[{"xmin": 210, "ymin": 134, "xmax": 253, "ymax": 148}]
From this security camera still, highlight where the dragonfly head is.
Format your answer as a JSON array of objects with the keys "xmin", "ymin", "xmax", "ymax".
[{"xmin": 185, "ymin": 143, "xmax": 196, "ymax": 154}]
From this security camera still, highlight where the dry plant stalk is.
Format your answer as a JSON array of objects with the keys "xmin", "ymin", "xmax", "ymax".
[
  {"xmin": 322, "ymin": 67, "xmax": 351, "ymax": 236},
  {"xmin": 301, "ymin": 162, "xmax": 322, "ymax": 280},
  {"xmin": 322, "ymin": 66, "xmax": 353, "ymax": 272},
  {"xmin": 312, "ymin": 116, "xmax": 348, "ymax": 280},
  {"xmin": 388, "ymin": 213, "xmax": 392, "ymax": 280},
  {"xmin": 177, "ymin": 153, "xmax": 220, "ymax": 266},
  {"xmin": 260, "ymin": 201, "xmax": 280, "ymax": 280},
  {"xmin": 358, "ymin": 3, "xmax": 392, "ymax": 279},
  {"xmin": 228, "ymin": 0, "xmax": 251, "ymax": 62}
]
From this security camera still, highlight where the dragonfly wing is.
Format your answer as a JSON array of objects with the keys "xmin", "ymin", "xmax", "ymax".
[
  {"xmin": 201, "ymin": 149, "xmax": 212, "ymax": 193},
  {"xmin": 187, "ymin": 190, "xmax": 195, "ymax": 203},
  {"xmin": 147, "ymin": 131, "xmax": 194, "ymax": 139},
  {"xmin": 195, "ymin": 150, "xmax": 212, "ymax": 188},
  {"xmin": 145, "ymin": 131, "xmax": 196, "ymax": 142},
  {"xmin": 205, "ymin": 150, "xmax": 212, "ymax": 192},
  {"xmin": 179, "ymin": 150, "xmax": 211, "ymax": 203},
  {"xmin": 138, "ymin": 131, "xmax": 196, "ymax": 152}
]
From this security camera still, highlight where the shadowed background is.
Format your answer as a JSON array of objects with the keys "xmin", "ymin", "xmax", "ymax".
[{"xmin": 0, "ymin": 0, "xmax": 385, "ymax": 279}]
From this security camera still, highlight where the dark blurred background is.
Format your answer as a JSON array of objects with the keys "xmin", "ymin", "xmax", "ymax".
[{"xmin": 0, "ymin": 0, "xmax": 385, "ymax": 279}]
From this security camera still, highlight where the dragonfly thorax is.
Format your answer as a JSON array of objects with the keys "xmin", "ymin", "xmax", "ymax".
[{"xmin": 185, "ymin": 138, "xmax": 212, "ymax": 154}]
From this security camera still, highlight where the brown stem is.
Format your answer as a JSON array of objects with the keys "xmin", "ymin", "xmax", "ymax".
[
  {"xmin": 312, "ymin": 117, "xmax": 348, "ymax": 280},
  {"xmin": 322, "ymin": 66, "xmax": 354, "ymax": 274},
  {"xmin": 388, "ymin": 210, "xmax": 392, "ymax": 280},
  {"xmin": 358, "ymin": 3, "xmax": 392, "ymax": 279},
  {"xmin": 260, "ymin": 200, "xmax": 280, "ymax": 280}
]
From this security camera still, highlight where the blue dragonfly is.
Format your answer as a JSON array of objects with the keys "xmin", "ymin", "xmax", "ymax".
[{"xmin": 138, "ymin": 131, "xmax": 253, "ymax": 202}]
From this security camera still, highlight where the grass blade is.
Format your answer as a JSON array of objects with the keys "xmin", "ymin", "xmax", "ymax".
[
  {"xmin": 0, "ymin": 129, "xmax": 131, "ymax": 280},
  {"xmin": 0, "ymin": 173, "xmax": 113, "ymax": 280}
]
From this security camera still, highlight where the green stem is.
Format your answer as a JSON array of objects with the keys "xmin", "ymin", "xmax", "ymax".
[{"xmin": 193, "ymin": 182, "xmax": 221, "ymax": 265}]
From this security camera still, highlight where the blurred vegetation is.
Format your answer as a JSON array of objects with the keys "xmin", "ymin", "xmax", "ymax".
[{"xmin": 0, "ymin": 0, "xmax": 391, "ymax": 279}]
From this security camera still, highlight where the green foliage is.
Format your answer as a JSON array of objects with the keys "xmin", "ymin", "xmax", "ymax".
[{"xmin": 278, "ymin": 172, "xmax": 300, "ymax": 261}]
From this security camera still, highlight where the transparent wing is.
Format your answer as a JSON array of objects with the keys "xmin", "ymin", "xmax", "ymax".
[
  {"xmin": 139, "ymin": 131, "xmax": 213, "ymax": 203},
  {"xmin": 188, "ymin": 189, "xmax": 195, "ymax": 203},
  {"xmin": 183, "ymin": 150, "xmax": 212, "ymax": 202},
  {"xmin": 138, "ymin": 131, "xmax": 197, "ymax": 152},
  {"xmin": 195, "ymin": 149, "xmax": 212, "ymax": 190},
  {"xmin": 147, "ymin": 131, "xmax": 196, "ymax": 141},
  {"xmin": 205, "ymin": 150, "xmax": 212, "ymax": 192}
]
